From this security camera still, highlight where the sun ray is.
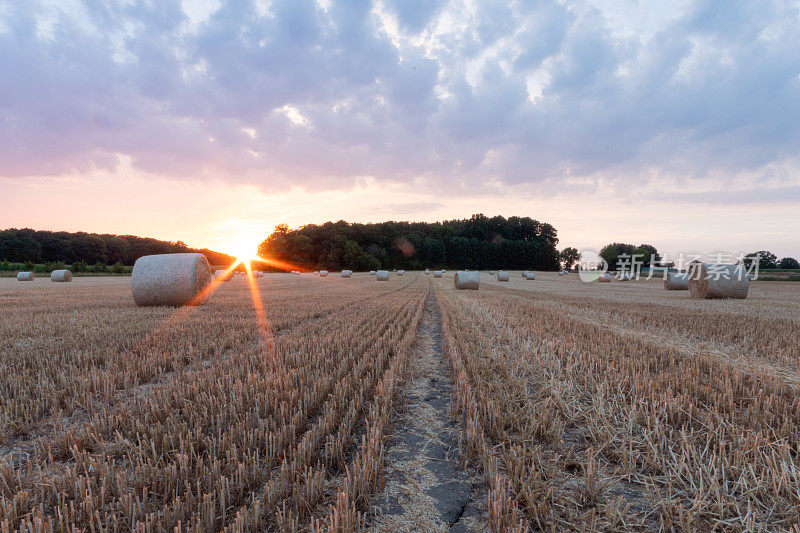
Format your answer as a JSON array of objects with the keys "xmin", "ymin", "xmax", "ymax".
[{"xmin": 250, "ymin": 254, "xmax": 304, "ymax": 273}]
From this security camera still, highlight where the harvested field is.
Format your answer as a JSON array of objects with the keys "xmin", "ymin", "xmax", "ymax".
[{"xmin": 1, "ymin": 271, "xmax": 798, "ymax": 531}]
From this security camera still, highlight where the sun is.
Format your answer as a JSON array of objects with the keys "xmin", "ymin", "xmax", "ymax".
[{"xmin": 227, "ymin": 237, "xmax": 260, "ymax": 262}]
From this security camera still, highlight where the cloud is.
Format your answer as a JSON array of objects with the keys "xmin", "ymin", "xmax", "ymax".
[{"xmin": 1, "ymin": 0, "xmax": 799, "ymax": 203}]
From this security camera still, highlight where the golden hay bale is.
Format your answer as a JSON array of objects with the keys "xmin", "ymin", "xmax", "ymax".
[
  {"xmin": 17, "ymin": 271, "xmax": 34, "ymax": 281},
  {"xmin": 496, "ymin": 271, "xmax": 509, "ymax": 281},
  {"xmin": 454, "ymin": 271, "xmax": 479, "ymax": 290},
  {"xmin": 664, "ymin": 272, "xmax": 689, "ymax": 290},
  {"xmin": 688, "ymin": 263, "xmax": 749, "ymax": 299},
  {"xmin": 341, "ymin": 270, "xmax": 352, "ymax": 278},
  {"xmin": 131, "ymin": 253, "xmax": 212, "ymax": 307},
  {"xmin": 524, "ymin": 272, "xmax": 536, "ymax": 280},
  {"xmin": 376, "ymin": 270, "xmax": 389, "ymax": 281},
  {"xmin": 319, "ymin": 270, "xmax": 328, "ymax": 277},
  {"xmin": 433, "ymin": 270, "xmax": 443, "ymax": 278},
  {"xmin": 50, "ymin": 270, "xmax": 72, "ymax": 282}
]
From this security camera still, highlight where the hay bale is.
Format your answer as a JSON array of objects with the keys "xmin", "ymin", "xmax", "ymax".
[
  {"xmin": 341, "ymin": 270, "xmax": 352, "ymax": 278},
  {"xmin": 558, "ymin": 271, "xmax": 564, "ymax": 277},
  {"xmin": 524, "ymin": 272, "xmax": 536, "ymax": 280},
  {"xmin": 131, "ymin": 253, "xmax": 212, "ymax": 307},
  {"xmin": 616, "ymin": 272, "xmax": 630, "ymax": 281},
  {"xmin": 664, "ymin": 272, "xmax": 689, "ymax": 290},
  {"xmin": 433, "ymin": 270, "xmax": 443, "ymax": 278},
  {"xmin": 319, "ymin": 270, "xmax": 328, "ymax": 277},
  {"xmin": 496, "ymin": 271, "xmax": 509, "ymax": 282},
  {"xmin": 454, "ymin": 271, "xmax": 479, "ymax": 290},
  {"xmin": 17, "ymin": 271, "xmax": 34, "ymax": 281},
  {"xmin": 50, "ymin": 270, "xmax": 72, "ymax": 282},
  {"xmin": 688, "ymin": 263, "xmax": 749, "ymax": 299},
  {"xmin": 424, "ymin": 269, "xmax": 430, "ymax": 275},
  {"xmin": 598, "ymin": 273, "xmax": 611, "ymax": 283},
  {"xmin": 376, "ymin": 270, "xmax": 389, "ymax": 281},
  {"xmin": 397, "ymin": 270, "xmax": 405, "ymax": 276},
  {"xmin": 215, "ymin": 269, "xmax": 232, "ymax": 281},
  {"xmin": 370, "ymin": 270, "xmax": 376, "ymax": 275}
]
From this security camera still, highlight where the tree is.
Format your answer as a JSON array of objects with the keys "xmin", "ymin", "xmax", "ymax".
[
  {"xmin": 743, "ymin": 251, "xmax": 777, "ymax": 270},
  {"xmin": 778, "ymin": 257, "xmax": 800, "ymax": 269},
  {"xmin": 560, "ymin": 247, "xmax": 580, "ymax": 270}
]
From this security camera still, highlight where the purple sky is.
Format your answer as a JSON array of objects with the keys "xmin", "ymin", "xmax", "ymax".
[{"xmin": 1, "ymin": 0, "xmax": 799, "ymax": 258}]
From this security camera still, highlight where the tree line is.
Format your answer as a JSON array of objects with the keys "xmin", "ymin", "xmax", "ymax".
[
  {"xmin": 257, "ymin": 214, "xmax": 561, "ymax": 272},
  {"xmin": 0, "ymin": 228, "xmax": 234, "ymax": 267}
]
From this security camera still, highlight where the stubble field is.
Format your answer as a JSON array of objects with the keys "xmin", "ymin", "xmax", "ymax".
[{"xmin": 1, "ymin": 272, "xmax": 798, "ymax": 531}]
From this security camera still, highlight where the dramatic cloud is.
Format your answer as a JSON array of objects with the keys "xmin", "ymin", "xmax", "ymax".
[{"xmin": 1, "ymin": 0, "xmax": 799, "ymax": 197}]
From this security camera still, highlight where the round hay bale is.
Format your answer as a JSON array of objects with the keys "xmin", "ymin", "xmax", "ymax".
[
  {"xmin": 424, "ymin": 269, "xmax": 430, "ymax": 275},
  {"xmin": 664, "ymin": 272, "xmax": 689, "ymax": 290},
  {"xmin": 688, "ymin": 263, "xmax": 749, "ymax": 299},
  {"xmin": 17, "ymin": 271, "xmax": 34, "ymax": 281},
  {"xmin": 131, "ymin": 253, "xmax": 212, "ymax": 307},
  {"xmin": 397, "ymin": 270, "xmax": 405, "ymax": 276},
  {"xmin": 369, "ymin": 270, "xmax": 376, "ymax": 275},
  {"xmin": 50, "ymin": 270, "xmax": 72, "ymax": 282},
  {"xmin": 433, "ymin": 270, "xmax": 443, "ymax": 278},
  {"xmin": 525, "ymin": 272, "xmax": 536, "ymax": 280},
  {"xmin": 558, "ymin": 271, "xmax": 564, "ymax": 277},
  {"xmin": 319, "ymin": 270, "xmax": 328, "ymax": 277},
  {"xmin": 376, "ymin": 270, "xmax": 389, "ymax": 281},
  {"xmin": 598, "ymin": 273, "xmax": 612, "ymax": 283},
  {"xmin": 496, "ymin": 271, "xmax": 509, "ymax": 282},
  {"xmin": 454, "ymin": 271, "xmax": 479, "ymax": 290},
  {"xmin": 341, "ymin": 270, "xmax": 352, "ymax": 278}
]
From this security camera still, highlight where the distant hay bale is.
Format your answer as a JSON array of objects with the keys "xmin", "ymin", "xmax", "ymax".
[
  {"xmin": 433, "ymin": 270, "xmax": 442, "ymax": 278},
  {"xmin": 525, "ymin": 272, "xmax": 536, "ymax": 280},
  {"xmin": 617, "ymin": 273, "xmax": 630, "ymax": 281},
  {"xmin": 376, "ymin": 270, "xmax": 389, "ymax": 281},
  {"xmin": 664, "ymin": 272, "xmax": 689, "ymax": 290},
  {"xmin": 496, "ymin": 271, "xmax": 509, "ymax": 282},
  {"xmin": 688, "ymin": 263, "xmax": 749, "ymax": 299},
  {"xmin": 215, "ymin": 269, "xmax": 231, "ymax": 281},
  {"xmin": 489, "ymin": 271, "xmax": 494, "ymax": 275},
  {"xmin": 598, "ymin": 273, "xmax": 611, "ymax": 283},
  {"xmin": 397, "ymin": 270, "xmax": 405, "ymax": 276},
  {"xmin": 454, "ymin": 271, "xmax": 479, "ymax": 290},
  {"xmin": 424, "ymin": 269, "xmax": 430, "ymax": 275},
  {"xmin": 369, "ymin": 270, "xmax": 376, "ymax": 275},
  {"xmin": 341, "ymin": 270, "xmax": 352, "ymax": 278},
  {"xmin": 319, "ymin": 270, "xmax": 328, "ymax": 277},
  {"xmin": 131, "ymin": 253, "xmax": 212, "ymax": 307},
  {"xmin": 17, "ymin": 271, "xmax": 34, "ymax": 281},
  {"xmin": 50, "ymin": 270, "xmax": 72, "ymax": 282},
  {"xmin": 558, "ymin": 271, "xmax": 564, "ymax": 277}
]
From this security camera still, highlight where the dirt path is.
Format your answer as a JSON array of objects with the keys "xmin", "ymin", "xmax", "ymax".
[{"xmin": 369, "ymin": 290, "xmax": 487, "ymax": 532}]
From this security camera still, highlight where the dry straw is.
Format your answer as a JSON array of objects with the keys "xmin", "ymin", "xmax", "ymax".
[
  {"xmin": 454, "ymin": 271, "xmax": 480, "ymax": 290},
  {"xmin": 341, "ymin": 270, "xmax": 352, "ymax": 278},
  {"xmin": 496, "ymin": 271, "xmax": 509, "ymax": 282},
  {"xmin": 50, "ymin": 269, "xmax": 72, "ymax": 282},
  {"xmin": 688, "ymin": 263, "xmax": 749, "ymax": 299},
  {"xmin": 376, "ymin": 270, "xmax": 389, "ymax": 281},
  {"xmin": 131, "ymin": 253, "xmax": 212, "ymax": 307},
  {"xmin": 664, "ymin": 272, "xmax": 689, "ymax": 290},
  {"xmin": 17, "ymin": 271, "xmax": 34, "ymax": 281}
]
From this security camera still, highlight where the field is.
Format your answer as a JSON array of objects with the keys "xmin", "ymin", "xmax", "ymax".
[{"xmin": 1, "ymin": 272, "xmax": 799, "ymax": 531}]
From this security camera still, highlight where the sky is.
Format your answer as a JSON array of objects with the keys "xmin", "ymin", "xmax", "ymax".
[{"xmin": 1, "ymin": 0, "xmax": 799, "ymax": 259}]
